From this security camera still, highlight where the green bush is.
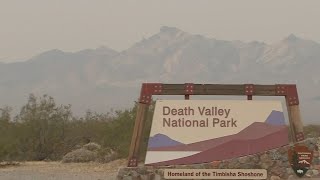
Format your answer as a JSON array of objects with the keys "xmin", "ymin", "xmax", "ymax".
[{"xmin": 0, "ymin": 94, "xmax": 155, "ymax": 162}]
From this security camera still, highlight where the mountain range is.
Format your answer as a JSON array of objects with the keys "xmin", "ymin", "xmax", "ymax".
[{"xmin": 0, "ymin": 26, "xmax": 319, "ymax": 123}]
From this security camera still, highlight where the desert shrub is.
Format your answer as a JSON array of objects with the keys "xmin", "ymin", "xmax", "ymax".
[
  {"xmin": 304, "ymin": 125, "xmax": 320, "ymax": 138},
  {"xmin": 83, "ymin": 142, "xmax": 101, "ymax": 151},
  {"xmin": 62, "ymin": 148, "xmax": 97, "ymax": 163},
  {"xmin": 0, "ymin": 94, "xmax": 155, "ymax": 162},
  {"xmin": 96, "ymin": 147, "xmax": 118, "ymax": 163}
]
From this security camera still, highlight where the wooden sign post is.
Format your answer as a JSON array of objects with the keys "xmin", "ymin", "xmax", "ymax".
[{"xmin": 127, "ymin": 83, "xmax": 304, "ymax": 167}]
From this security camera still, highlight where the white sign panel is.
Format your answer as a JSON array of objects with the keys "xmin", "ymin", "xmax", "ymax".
[{"xmin": 145, "ymin": 100, "xmax": 289, "ymax": 166}]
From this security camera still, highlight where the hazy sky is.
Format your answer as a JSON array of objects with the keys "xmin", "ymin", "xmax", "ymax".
[{"xmin": 1, "ymin": 0, "xmax": 319, "ymax": 62}]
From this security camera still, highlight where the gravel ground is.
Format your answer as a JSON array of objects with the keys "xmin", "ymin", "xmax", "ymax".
[{"xmin": 0, "ymin": 159, "xmax": 127, "ymax": 180}]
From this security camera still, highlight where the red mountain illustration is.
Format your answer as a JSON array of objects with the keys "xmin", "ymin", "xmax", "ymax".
[
  {"xmin": 148, "ymin": 122, "xmax": 287, "ymax": 151},
  {"xmin": 148, "ymin": 125, "xmax": 288, "ymax": 166}
]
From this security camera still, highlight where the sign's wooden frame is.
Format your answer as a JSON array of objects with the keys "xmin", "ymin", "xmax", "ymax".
[{"xmin": 127, "ymin": 83, "xmax": 304, "ymax": 167}]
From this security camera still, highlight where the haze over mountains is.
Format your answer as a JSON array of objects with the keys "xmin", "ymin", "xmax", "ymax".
[{"xmin": 0, "ymin": 26, "xmax": 319, "ymax": 123}]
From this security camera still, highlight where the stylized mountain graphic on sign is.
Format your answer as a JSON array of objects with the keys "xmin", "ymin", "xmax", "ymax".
[
  {"xmin": 265, "ymin": 110, "xmax": 285, "ymax": 125},
  {"xmin": 148, "ymin": 124, "xmax": 288, "ymax": 166},
  {"xmin": 148, "ymin": 133, "xmax": 184, "ymax": 148},
  {"xmin": 149, "ymin": 122, "xmax": 287, "ymax": 151},
  {"xmin": 298, "ymin": 160, "xmax": 310, "ymax": 165}
]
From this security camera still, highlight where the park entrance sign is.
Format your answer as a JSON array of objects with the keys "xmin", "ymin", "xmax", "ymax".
[
  {"xmin": 127, "ymin": 83, "xmax": 305, "ymax": 167},
  {"xmin": 145, "ymin": 100, "xmax": 289, "ymax": 166}
]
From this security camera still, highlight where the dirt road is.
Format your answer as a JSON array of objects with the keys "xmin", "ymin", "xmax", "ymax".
[{"xmin": 0, "ymin": 159, "xmax": 126, "ymax": 180}]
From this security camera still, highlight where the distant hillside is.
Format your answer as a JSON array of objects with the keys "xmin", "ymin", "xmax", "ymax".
[{"xmin": 0, "ymin": 26, "xmax": 319, "ymax": 124}]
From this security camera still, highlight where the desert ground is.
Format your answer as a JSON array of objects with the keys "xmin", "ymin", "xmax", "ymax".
[{"xmin": 0, "ymin": 159, "xmax": 127, "ymax": 180}]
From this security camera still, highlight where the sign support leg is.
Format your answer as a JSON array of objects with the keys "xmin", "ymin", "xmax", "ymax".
[{"xmin": 127, "ymin": 103, "xmax": 149, "ymax": 167}]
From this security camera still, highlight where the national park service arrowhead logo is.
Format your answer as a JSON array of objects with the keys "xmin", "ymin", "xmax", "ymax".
[{"xmin": 288, "ymin": 145, "xmax": 313, "ymax": 178}]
